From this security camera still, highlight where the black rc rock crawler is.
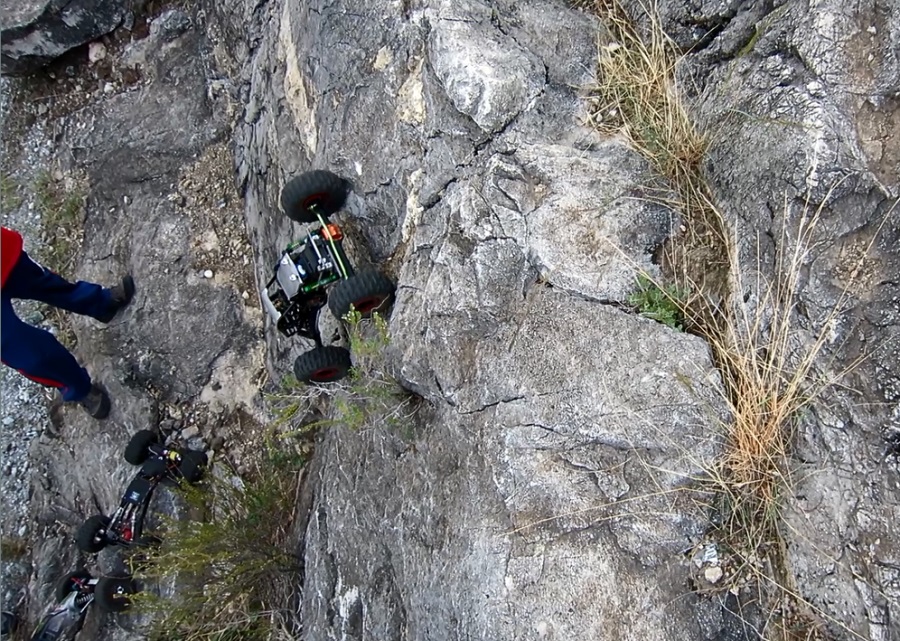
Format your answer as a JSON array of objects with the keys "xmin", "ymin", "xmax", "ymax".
[
  {"xmin": 261, "ymin": 170, "xmax": 396, "ymax": 384},
  {"xmin": 75, "ymin": 430, "xmax": 207, "ymax": 553},
  {"xmin": 24, "ymin": 571, "xmax": 136, "ymax": 641}
]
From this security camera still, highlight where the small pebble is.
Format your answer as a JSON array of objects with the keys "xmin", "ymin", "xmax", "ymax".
[
  {"xmin": 241, "ymin": 291, "xmax": 250, "ymax": 300},
  {"xmin": 203, "ymin": 269, "xmax": 214, "ymax": 279},
  {"xmin": 181, "ymin": 425, "xmax": 200, "ymax": 440},
  {"xmin": 704, "ymin": 567, "xmax": 724, "ymax": 584},
  {"xmin": 88, "ymin": 42, "xmax": 107, "ymax": 63}
]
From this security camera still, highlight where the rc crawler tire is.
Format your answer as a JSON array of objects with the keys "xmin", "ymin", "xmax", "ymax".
[
  {"xmin": 328, "ymin": 270, "xmax": 395, "ymax": 320},
  {"xmin": 55, "ymin": 571, "xmax": 92, "ymax": 602},
  {"xmin": 1, "ymin": 611, "xmax": 17, "ymax": 635},
  {"xmin": 176, "ymin": 450, "xmax": 208, "ymax": 484},
  {"xmin": 94, "ymin": 577, "xmax": 136, "ymax": 613},
  {"xmin": 76, "ymin": 515, "xmax": 111, "ymax": 553},
  {"xmin": 293, "ymin": 346, "xmax": 352, "ymax": 384},
  {"xmin": 280, "ymin": 170, "xmax": 348, "ymax": 223},
  {"xmin": 124, "ymin": 429, "xmax": 159, "ymax": 465}
]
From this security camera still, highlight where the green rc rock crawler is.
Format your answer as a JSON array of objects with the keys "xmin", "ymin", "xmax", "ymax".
[{"xmin": 262, "ymin": 170, "xmax": 396, "ymax": 384}]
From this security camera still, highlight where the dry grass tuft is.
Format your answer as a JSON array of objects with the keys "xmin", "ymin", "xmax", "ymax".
[
  {"xmin": 702, "ymin": 194, "xmax": 848, "ymax": 551},
  {"xmin": 586, "ymin": 0, "xmax": 705, "ymax": 184},
  {"xmin": 581, "ymin": 1, "xmax": 889, "ymax": 638},
  {"xmin": 33, "ymin": 171, "xmax": 86, "ymax": 274},
  {"xmin": 584, "ymin": 0, "xmax": 729, "ymax": 302},
  {"xmin": 0, "ymin": 535, "xmax": 28, "ymax": 560}
]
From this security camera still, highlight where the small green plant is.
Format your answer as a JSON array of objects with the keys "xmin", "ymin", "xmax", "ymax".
[
  {"xmin": 133, "ymin": 444, "xmax": 302, "ymax": 641},
  {"xmin": 266, "ymin": 374, "xmax": 315, "ymax": 426},
  {"xmin": 33, "ymin": 171, "xmax": 85, "ymax": 274},
  {"xmin": 627, "ymin": 273, "xmax": 687, "ymax": 329},
  {"xmin": 338, "ymin": 310, "xmax": 419, "ymax": 432},
  {"xmin": 344, "ymin": 309, "xmax": 390, "ymax": 362},
  {"xmin": 1, "ymin": 174, "xmax": 22, "ymax": 212}
]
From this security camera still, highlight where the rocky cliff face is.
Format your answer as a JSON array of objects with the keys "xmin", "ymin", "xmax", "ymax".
[
  {"xmin": 1, "ymin": 0, "xmax": 897, "ymax": 639},
  {"xmin": 221, "ymin": 0, "xmax": 899, "ymax": 638},
  {"xmin": 214, "ymin": 0, "xmax": 737, "ymax": 638},
  {"xmin": 661, "ymin": 1, "xmax": 900, "ymax": 636}
]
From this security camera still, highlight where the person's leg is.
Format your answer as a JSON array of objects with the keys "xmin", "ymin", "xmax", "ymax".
[
  {"xmin": 0, "ymin": 294, "xmax": 92, "ymax": 401},
  {"xmin": 2, "ymin": 251, "xmax": 115, "ymax": 321}
]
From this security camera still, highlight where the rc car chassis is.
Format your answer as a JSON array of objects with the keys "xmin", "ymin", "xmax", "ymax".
[
  {"xmin": 27, "ymin": 571, "xmax": 135, "ymax": 641},
  {"xmin": 262, "ymin": 170, "xmax": 396, "ymax": 384},
  {"xmin": 76, "ymin": 430, "xmax": 206, "ymax": 553}
]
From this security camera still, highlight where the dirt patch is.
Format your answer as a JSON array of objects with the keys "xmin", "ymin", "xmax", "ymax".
[{"xmin": 177, "ymin": 143, "xmax": 257, "ymax": 301}]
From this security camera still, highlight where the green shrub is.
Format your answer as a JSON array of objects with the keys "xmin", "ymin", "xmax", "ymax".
[
  {"xmin": 133, "ymin": 444, "xmax": 302, "ymax": 641},
  {"xmin": 33, "ymin": 172, "xmax": 85, "ymax": 273},
  {"xmin": 339, "ymin": 310, "xmax": 419, "ymax": 433},
  {"xmin": 276, "ymin": 311, "xmax": 418, "ymax": 436}
]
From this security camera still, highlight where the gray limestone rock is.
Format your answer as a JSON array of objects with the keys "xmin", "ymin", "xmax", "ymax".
[
  {"xmin": 222, "ymin": 0, "xmax": 742, "ymax": 638},
  {"xmin": 2, "ymin": 0, "xmax": 896, "ymax": 637},
  {"xmin": 0, "ymin": 0, "xmax": 143, "ymax": 75},
  {"xmin": 427, "ymin": 0, "xmax": 546, "ymax": 134}
]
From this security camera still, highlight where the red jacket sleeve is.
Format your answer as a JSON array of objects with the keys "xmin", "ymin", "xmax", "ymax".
[{"xmin": 1, "ymin": 227, "xmax": 24, "ymax": 288}]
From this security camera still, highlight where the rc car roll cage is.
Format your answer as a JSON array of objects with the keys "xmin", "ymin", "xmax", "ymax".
[{"xmin": 262, "ymin": 211, "xmax": 354, "ymax": 344}]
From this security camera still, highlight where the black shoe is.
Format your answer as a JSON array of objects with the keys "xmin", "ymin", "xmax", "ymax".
[
  {"xmin": 78, "ymin": 384, "xmax": 111, "ymax": 420},
  {"xmin": 98, "ymin": 275, "xmax": 135, "ymax": 323}
]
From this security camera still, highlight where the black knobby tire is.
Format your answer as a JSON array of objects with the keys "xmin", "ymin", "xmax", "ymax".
[
  {"xmin": 176, "ymin": 450, "xmax": 207, "ymax": 484},
  {"xmin": 328, "ymin": 270, "xmax": 395, "ymax": 320},
  {"xmin": 94, "ymin": 577, "xmax": 136, "ymax": 613},
  {"xmin": 55, "ymin": 571, "xmax": 92, "ymax": 602},
  {"xmin": 293, "ymin": 346, "xmax": 352, "ymax": 384},
  {"xmin": 280, "ymin": 170, "xmax": 348, "ymax": 223},
  {"xmin": 76, "ymin": 515, "xmax": 111, "ymax": 553},
  {"xmin": 1, "ymin": 611, "xmax": 17, "ymax": 634},
  {"xmin": 124, "ymin": 429, "xmax": 159, "ymax": 465}
]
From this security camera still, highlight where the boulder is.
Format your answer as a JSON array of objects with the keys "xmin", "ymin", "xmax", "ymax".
[{"xmin": 0, "ymin": 0, "xmax": 142, "ymax": 75}]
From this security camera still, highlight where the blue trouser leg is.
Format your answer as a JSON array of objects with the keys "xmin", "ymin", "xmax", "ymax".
[
  {"xmin": 0, "ymin": 294, "xmax": 92, "ymax": 401},
  {"xmin": 2, "ymin": 251, "xmax": 113, "ymax": 320}
]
